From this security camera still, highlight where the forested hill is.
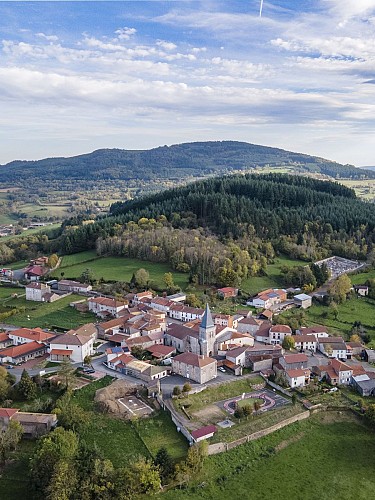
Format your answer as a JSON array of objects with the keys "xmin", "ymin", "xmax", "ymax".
[
  {"xmin": 110, "ymin": 173, "xmax": 374, "ymax": 239},
  {"xmin": 1, "ymin": 141, "xmax": 373, "ymax": 183}
]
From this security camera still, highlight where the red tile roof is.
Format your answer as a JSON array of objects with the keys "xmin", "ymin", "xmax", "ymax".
[
  {"xmin": 0, "ymin": 408, "xmax": 19, "ymax": 418},
  {"xmin": 0, "ymin": 341, "xmax": 46, "ymax": 359},
  {"xmin": 173, "ymin": 352, "xmax": 216, "ymax": 368},
  {"xmin": 50, "ymin": 349, "xmax": 73, "ymax": 356},
  {"xmin": 283, "ymin": 353, "xmax": 308, "ymax": 364},
  {"xmin": 270, "ymin": 324, "xmax": 292, "ymax": 334},
  {"xmin": 286, "ymin": 368, "xmax": 309, "ymax": 378},
  {"xmin": 10, "ymin": 328, "xmax": 56, "ymax": 342},
  {"xmin": 191, "ymin": 425, "xmax": 217, "ymax": 440}
]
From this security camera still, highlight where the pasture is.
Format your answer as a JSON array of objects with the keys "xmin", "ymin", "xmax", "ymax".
[
  {"xmin": 162, "ymin": 413, "xmax": 375, "ymax": 500},
  {"xmin": 241, "ymin": 255, "xmax": 304, "ymax": 296},
  {"xmin": 0, "ymin": 292, "xmax": 96, "ymax": 329},
  {"xmin": 54, "ymin": 251, "xmax": 190, "ymax": 290}
]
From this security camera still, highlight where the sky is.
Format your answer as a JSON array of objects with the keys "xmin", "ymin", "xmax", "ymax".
[{"xmin": 1, "ymin": 1, "xmax": 375, "ymax": 166}]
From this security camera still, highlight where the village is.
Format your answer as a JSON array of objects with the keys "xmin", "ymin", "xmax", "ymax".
[{"xmin": 1, "ymin": 253, "xmax": 375, "ymax": 450}]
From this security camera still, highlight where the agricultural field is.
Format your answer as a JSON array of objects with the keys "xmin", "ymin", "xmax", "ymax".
[
  {"xmin": 0, "ymin": 292, "xmax": 96, "ymax": 329},
  {"xmin": 340, "ymin": 179, "xmax": 375, "ymax": 201},
  {"xmin": 163, "ymin": 413, "xmax": 375, "ymax": 500},
  {"xmin": 241, "ymin": 255, "xmax": 304, "ymax": 296},
  {"xmin": 53, "ymin": 251, "xmax": 190, "ymax": 290}
]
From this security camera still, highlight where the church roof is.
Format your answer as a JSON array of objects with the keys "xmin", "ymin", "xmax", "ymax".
[{"xmin": 201, "ymin": 303, "xmax": 214, "ymax": 329}]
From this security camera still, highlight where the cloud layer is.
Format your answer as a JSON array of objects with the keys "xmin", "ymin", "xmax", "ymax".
[{"xmin": 0, "ymin": 1, "xmax": 375, "ymax": 165}]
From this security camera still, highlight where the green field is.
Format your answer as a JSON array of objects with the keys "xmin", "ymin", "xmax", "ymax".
[
  {"xmin": 54, "ymin": 251, "xmax": 190, "ymax": 290},
  {"xmin": 351, "ymin": 268, "xmax": 375, "ymax": 285},
  {"xmin": 0, "ymin": 440, "xmax": 37, "ymax": 500},
  {"xmin": 72, "ymin": 377, "xmax": 187, "ymax": 464},
  {"xmin": 162, "ymin": 413, "xmax": 375, "ymax": 500},
  {"xmin": 0, "ymin": 292, "xmax": 96, "ymax": 329},
  {"xmin": 241, "ymin": 256, "xmax": 304, "ymax": 296},
  {"xmin": 306, "ymin": 296, "xmax": 375, "ymax": 339}
]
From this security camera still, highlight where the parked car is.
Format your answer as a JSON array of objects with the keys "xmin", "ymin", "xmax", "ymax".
[
  {"xmin": 6, "ymin": 365, "xmax": 14, "ymax": 369},
  {"xmin": 83, "ymin": 367, "xmax": 95, "ymax": 374},
  {"xmin": 218, "ymin": 367, "xmax": 226, "ymax": 373}
]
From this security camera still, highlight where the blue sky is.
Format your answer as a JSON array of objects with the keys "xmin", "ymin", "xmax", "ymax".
[{"xmin": 1, "ymin": 1, "xmax": 375, "ymax": 165}]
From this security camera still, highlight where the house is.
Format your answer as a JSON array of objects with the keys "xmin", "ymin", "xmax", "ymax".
[
  {"xmin": 293, "ymin": 293, "xmax": 312, "ymax": 309},
  {"xmin": 49, "ymin": 326, "xmax": 96, "ymax": 363},
  {"xmin": 314, "ymin": 359, "xmax": 353, "ymax": 386},
  {"xmin": 285, "ymin": 368, "xmax": 310, "ymax": 388},
  {"xmin": 172, "ymin": 352, "xmax": 217, "ymax": 383},
  {"xmin": 168, "ymin": 304, "xmax": 204, "ymax": 322},
  {"xmin": 108, "ymin": 353, "xmax": 167, "ymax": 381},
  {"xmin": 247, "ymin": 355, "xmax": 273, "ymax": 372},
  {"xmin": 0, "ymin": 332, "xmax": 12, "ymax": 349},
  {"xmin": 213, "ymin": 314, "xmax": 236, "ymax": 329},
  {"xmin": 226, "ymin": 346, "xmax": 248, "ymax": 367},
  {"xmin": 8, "ymin": 328, "xmax": 56, "ymax": 345},
  {"xmin": 147, "ymin": 344, "xmax": 176, "ymax": 360},
  {"xmin": 247, "ymin": 289, "xmax": 287, "ymax": 309},
  {"xmin": 254, "ymin": 322, "xmax": 273, "ymax": 343},
  {"xmin": 297, "ymin": 326, "xmax": 329, "ymax": 338},
  {"xmin": 150, "ymin": 297, "xmax": 174, "ymax": 313},
  {"xmin": 280, "ymin": 353, "xmax": 308, "ymax": 370},
  {"xmin": 0, "ymin": 341, "xmax": 47, "ymax": 364},
  {"xmin": 236, "ymin": 316, "xmax": 261, "ymax": 335},
  {"xmin": 88, "ymin": 297, "xmax": 127, "ymax": 317},
  {"xmin": 133, "ymin": 291, "xmax": 153, "ymax": 304},
  {"xmin": 0, "ymin": 408, "xmax": 57, "ymax": 437},
  {"xmin": 245, "ymin": 344, "xmax": 283, "ymax": 362},
  {"xmin": 363, "ymin": 349, "xmax": 375, "ymax": 363},
  {"xmin": 217, "ymin": 287, "xmax": 238, "ymax": 299},
  {"xmin": 293, "ymin": 334, "xmax": 318, "ymax": 353},
  {"xmin": 58, "ymin": 280, "xmax": 92, "ymax": 293},
  {"xmin": 269, "ymin": 324, "xmax": 292, "ymax": 345},
  {"xmin": 352, "ymin": 374, "xmax": 375, "ymax": 396},
  {"xmin": 317, "ymin": 337, "xmax": 349, "ymax": 360},
  {"xmin": 166, "ymin": 293, "xmax": 186, "ymax": 303},
  {"xmin": 353, "ymin": 285, "xmax": 369, "ymax": 297},
  {"xmin": 346, "ymin": 342, "xmax": 363, "ymax": 356},
  {"xmin": 25, "ymin": 282, "xmax": 51, "ymax": 302},
  {"xmin": 24, "ymin": 265, "xmax": 48, "ymax": 281},
  {"xmin": 191, "ymin": 425, "xmax": 217, "ymax": 443}
]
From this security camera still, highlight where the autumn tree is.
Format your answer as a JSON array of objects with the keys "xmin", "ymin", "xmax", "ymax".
[
  {"xmin": 282, "ymin": 335, "xmax": 295, "ymax": 350},
  {"xmin": 134, "ymin": 268, "xmax": 150, "ymax": 288},
  {"xmin": 0, "ymin": 420, "xmax": 23, "ymax": 464},
  {"xmin": 329, "ymin": 274, "xmax": 352, "ymax": 303}
]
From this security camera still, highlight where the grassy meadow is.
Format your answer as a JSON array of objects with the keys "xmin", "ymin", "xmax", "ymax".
[
  {"xmin": 241, "ymin": 255, "xmax": 304, "ymax": 296},
  {"xmin": 72, "ymin": 377, "xmax": 188, "ymax": 464},
  {"xmin": 0, "ymin": 289, "xmax": 96, "ymax": 329},
  {"xmin": 162, "ymin": 413, "xmax": 375, "ymax": 500},
  {"xmin": 53, "ymin": 250, "xmax": 190, "ymax": 290}
]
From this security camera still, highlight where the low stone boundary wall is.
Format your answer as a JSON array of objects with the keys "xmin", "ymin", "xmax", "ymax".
[{"xmin": 207, "ymin": 410, "xmax": 310, "ymax": 455}]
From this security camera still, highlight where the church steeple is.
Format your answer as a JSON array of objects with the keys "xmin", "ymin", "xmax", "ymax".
[
  {"xmin": 199, "ymin": 303, "xmax": 216, "ymax": 356},
  {"xmin": 201, "ymin": 303, "xmax": 214, "ymax": 329}
]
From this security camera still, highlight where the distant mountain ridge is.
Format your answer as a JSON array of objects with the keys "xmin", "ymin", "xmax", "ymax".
[{"xmin": 0, "ymin": 141, "xmax": 374, "ymax": 183}]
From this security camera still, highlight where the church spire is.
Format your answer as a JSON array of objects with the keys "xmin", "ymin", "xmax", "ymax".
[{"xmin": 201, "ymin": 303, "xmax": 214, "ymax": 329}]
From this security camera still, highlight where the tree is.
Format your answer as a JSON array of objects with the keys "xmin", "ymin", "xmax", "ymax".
[
  {"xmin": 350, "ymin": 334, "xmax": 362, "ymax": 343},
  {"xmin": 292, "ymin": 393, "xmax": 298, "ymax": 405},
  {"xmin": 0, "ymin": 420, "xmax": 23, "ymax": 463},
  {"xmin": 83, "ymin": 355, "xmax": 92, "ymax": 367},
  {"xmin": 47, "ymin": 253, "xmax": 59, "ymax": 269},
  {"xmin": 115, "ymin": 457, "xmax": 160, "ymax": 498},
  {"xmin": 46, "ymin": 460, "xmax": 78, "ymax": 500},
  {"xmin": 282, "ymin": 335, "xmax": 295, "ymax": 350},
  {"xmin": 59, "ymin": 358, "xmax": 76, "ymax": 390},
  {"xmin": 182, "ymin": 382, "xmax": 192, "ymax": 394},
  {"xmin": 253, "ymin": 400, "xmax": 261, "ymax": 412},
  {"xmin": 53, "ymin": 392, "xmax": 88, "ymax": 431},
  {"xmin": 18, "ymin": 369, "xmax": 37, "ymax": 400},
  {"xmin": 185, "ymin": 441, "xmax": 207, "ymax": 475},
  {"xmin": 329, "ymin": 274, "xmax": 352, "ymax": 303},
  {"xmin": 154, "ymin": 447, "xmax": 174, "ymax": 483},
  {"xmin": 329, "ymin": 302, "xmax": 339, "ymax": 320},
  {"xmin": 0, "ymin": 366, "xmax": 10, "ymax": 401},
  {"xmin": 80, "ymin": 268, "xmax": 95, "ymax": 284},
  {"xmin": 172, "ymin": 386, "xmax": 181, "ymax": 396},
  {"xmin": 29, "ymin": 427, "xmax": 79, "ymax": 495},
  {"xmin": 134, "ymin": 268, "xmax": 150, "ymax": 288},
  {"xmin": 163, "ymin": 272, "xmax": 175, "ymax": 292}
]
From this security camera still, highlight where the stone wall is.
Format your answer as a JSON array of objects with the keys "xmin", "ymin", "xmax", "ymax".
[{"xmin": 207, "ymin": 410, "xmax": 310, "ymax": 455}]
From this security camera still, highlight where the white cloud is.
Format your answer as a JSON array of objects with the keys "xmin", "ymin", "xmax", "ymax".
[
  {"xmin": 156, "ymin": 40, "xmax": 177, "ymax": 51},
  {"xmin": 36, "ymin": 32, "xmax": 59, "ymax": 42},
  {"xmin": 114, "ymin": 27, "xmax": 137, "ymax": 40}
]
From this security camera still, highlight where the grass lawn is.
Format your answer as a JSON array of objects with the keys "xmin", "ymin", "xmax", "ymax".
[
  {"xmin": 351, "ymin": 268, "xmax": 375, "ymax": 285},
  {"xmin": 135, "ymin": 410, "xmax": 188, "ymax": 461},
  {"xmin": 305, "ymin": 296, "xmax": 375, "ymax": 339},
  {"xmin": 241, "ymin": 255, "xmax": 304, "ymax": 296},
  {"xmin": 0, "ymin": 440, "xmax": 37, "ymax": 500},
  {"xmin": 73, "ymin": 377, "xmax": 188, "ymax": 465},
  {"xmin": 3, "ymin": 293, "xmax": 96, "ymax": 329},
  {"xmin": 237, "ymin": 397, "xmax": 263, "ymax": 409},
  {"xmin": 162, "ymin": 413, "xmax": 375, "ymax": 500},
  {"xmin": 54, "ymin": 252, "xmax": 190, "ymax": 290},
  {"xmin": 173, "ymin": 377, "xmax": 264, "ymax": 414},
  {"xmin": 0, "ymin": 285, "xmax": 24, "ymax": 300}
]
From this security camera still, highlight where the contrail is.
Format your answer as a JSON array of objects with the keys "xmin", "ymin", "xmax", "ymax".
[{"xmin": 259, "ymin": 0, "xmax": 264, "ymax": 17}]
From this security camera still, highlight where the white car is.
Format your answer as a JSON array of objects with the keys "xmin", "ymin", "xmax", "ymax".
[{"xmin": 218, "ymin": 367, "xmax": 226, "ymax": 373}]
